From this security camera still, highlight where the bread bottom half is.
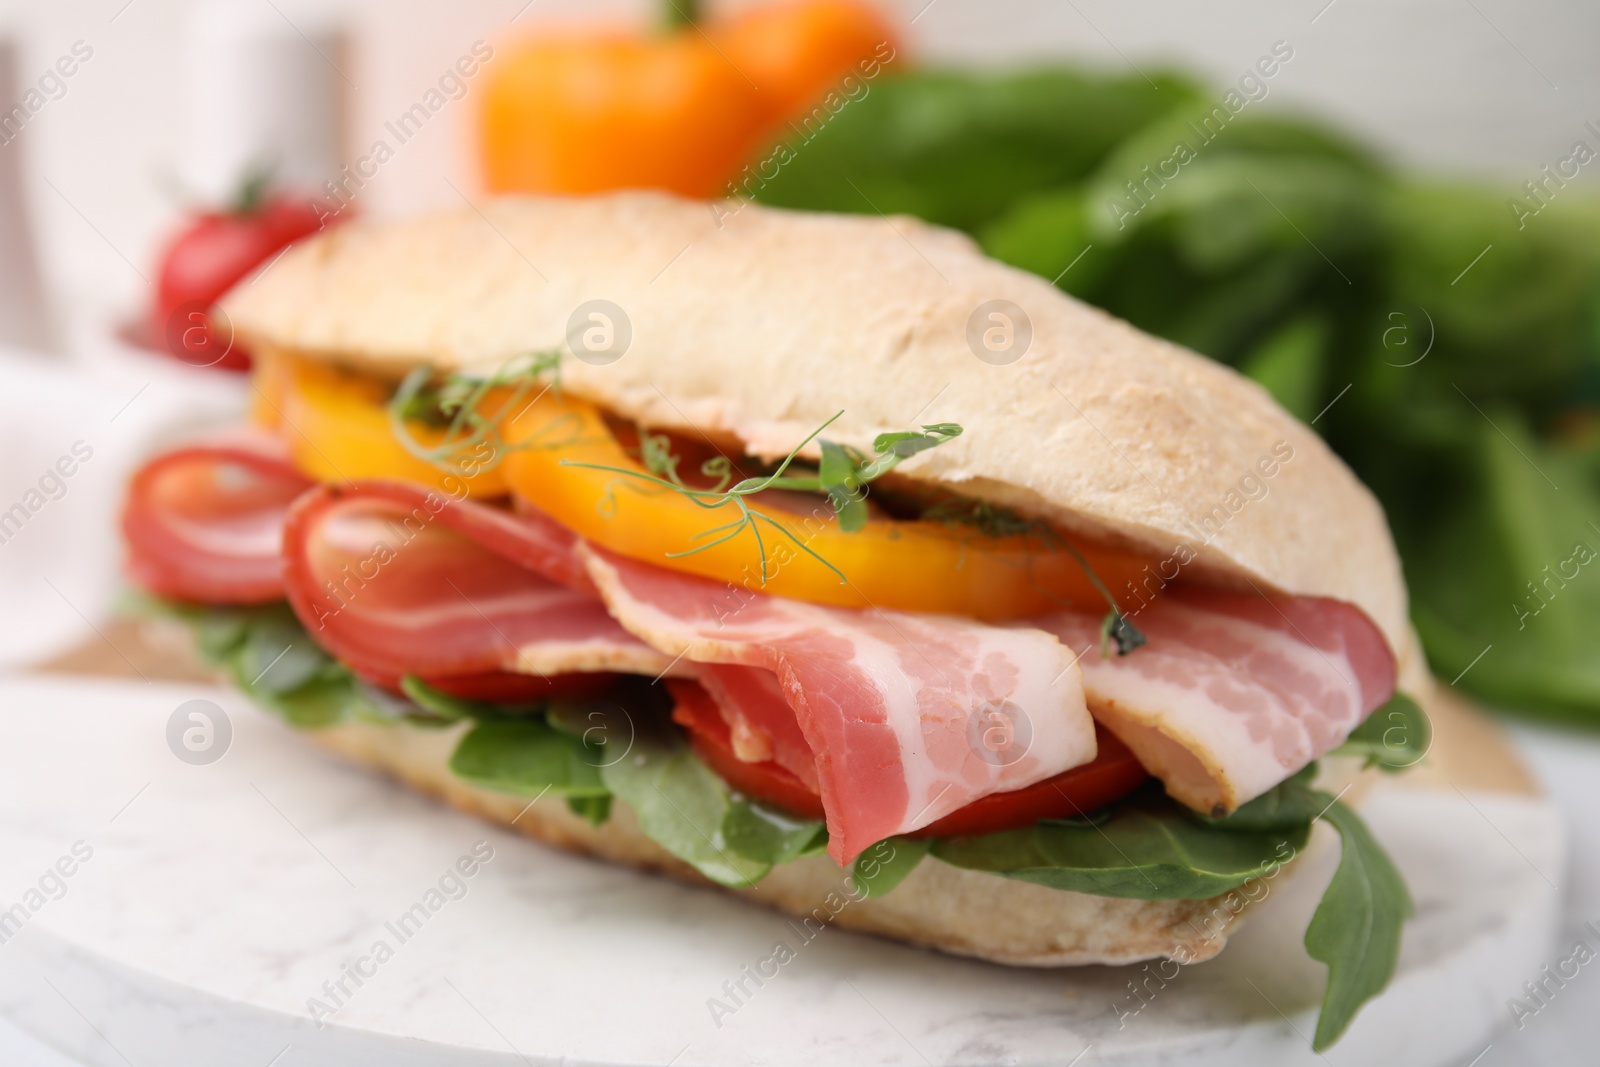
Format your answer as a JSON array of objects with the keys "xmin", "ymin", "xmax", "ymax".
[{"xmin": 308, "ymin": 716, "xmax": 1272, "ymax": 967}]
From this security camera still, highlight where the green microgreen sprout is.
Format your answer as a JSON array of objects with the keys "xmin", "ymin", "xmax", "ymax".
[
  {"xmin": 560, "ymin": 413, "xmax": 962, "ymax": 586},
  {"xmin": 636, "ymin": 430, "xmax": 733, "ymax": 493},
  {"xmin": 922, "ymin": 498, "xmax": 1146, "ymax": 657},
  {"xmin": 387, "ymin": 349, "xmax": 567, "ymax": 477}
]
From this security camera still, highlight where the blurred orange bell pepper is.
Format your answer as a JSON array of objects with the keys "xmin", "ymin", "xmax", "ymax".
[
  {"xmin": 719, "ymin": 0, "xmax": 897, "ymax": 130},
  {"xmin": 480, "ymin": 0, "xmax": 898, "ymax": 199}
]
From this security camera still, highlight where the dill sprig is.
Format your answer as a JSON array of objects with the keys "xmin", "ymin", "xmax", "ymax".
[
  {"xmin": 388, "ymin": 350, "xmax": 565, "ymax": 476},
  {"xmin": 923, "ymin": 498, "xmax": 1147, "ymax": 657},
  {"xmin": 562, "ymin": 414, "xmax": 961, "ymax": 585}
]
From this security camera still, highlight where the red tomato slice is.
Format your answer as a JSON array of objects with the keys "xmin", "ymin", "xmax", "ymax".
[
  {"xmin": 910, "ymin": 727, "xmax": 1149, "ymax": 839},
  {"xmin": 669, "ymin": 681, "xmax": 1150, "ymax": 839},
  {"xmin": 150, "ymin": 196, "xmax": 331, "ymax": 371},
  {"xmin": 672, "ymin": 680, "xmax": 826, "ymax": 820}
]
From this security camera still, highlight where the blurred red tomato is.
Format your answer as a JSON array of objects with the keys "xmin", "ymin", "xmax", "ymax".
[{"xmin": 149, "ymin": 194, "xmax": 327, "ymax": 371}]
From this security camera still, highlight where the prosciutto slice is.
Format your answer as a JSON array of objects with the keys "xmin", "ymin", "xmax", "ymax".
[
  {"xmin": 280, "ymin": 482, "xmax": 680, "ymax": 690},
  {"xmin": 1033, "ymin": 588, "xmax": 1396, "ymax": 816},
  {"xmin": 121, "ymin": 435, "xmax": 313, "ymax": 604},
  {"xmin": 578, "ymin": 543, "xmax": 1096, "ymax": 865}
]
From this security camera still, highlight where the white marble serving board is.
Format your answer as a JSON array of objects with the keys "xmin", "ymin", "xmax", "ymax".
[{"xmin": 0, "ymin": 675, "xmax": 1564, "ymax": 1067}]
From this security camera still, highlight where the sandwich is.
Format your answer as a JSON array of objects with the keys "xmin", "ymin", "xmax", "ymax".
[{"xmin": 119, "ymin": 192, "xmax": 1432, "ymax": 1050}]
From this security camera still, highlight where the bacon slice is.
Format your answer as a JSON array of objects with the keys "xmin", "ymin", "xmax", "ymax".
[
  {"xmin": 577, "ymin": 543, "xmax": 1095, "ymax": 865},
  {"xmin": 121, "ymin": 435, "xmax": 314, "ymax": 604},
  {"xmin": 280, "ymin": 482, "xmax": 679, "ymax": 690},
  {"xmin": 1032, "ymin": 589, "xmax": 1396, "ymax": 816}
]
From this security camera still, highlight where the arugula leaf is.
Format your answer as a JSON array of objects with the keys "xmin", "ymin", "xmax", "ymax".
[
  {"xmin": 397, "ymin": 675, "xmax": 539, "ymax": 729},
  {"xmin": 1304, "ymin": 796, "xmax": 1413, "ymax": 1050},
  {"xmin": 1333, "ymin": 693, "xmax": 1431, "ymax": 771},
  {"xmin": 144, "ymin": 599, "xmax": 434, "ymax": 730},
  {"xmin": 440, "ymin": 683, "xmax": 826, "ymax": 874},
  {"xmin": 930, "ymin": 786, "xmax": 1308, "ymax": 900},
  {"xmin": 926, "ymin": 769, "xmax": 1411, "ymax": 1048},
  {"xmin": 849, "ymin": 836, "xmax": 930, "ymax": 898},
  {"xmin": 196, "ymin": 606, "xmax": 359, "ymax": 728},
  {"xmin": 348, "ymin": 679, "xmax": 448, "ymax": 728},
  {"xmin": 567, "ymin": 794, "xmax": 613, "ymax": 826},
  {"xmin": 449, "ymin": 717, "xmax": 608, "ymax": 798},
  {"xmin": 191, "ymin": 609, "xmax": 253, "ymax": 663},
  {"xmin": 399, "ymin": 676, "xmax": 480, "ymax": 722},
  {"xmin": 601, "ymin": 737, "xmax": 772, "ymax": 888},
  {"xmin": 230, "ymin": 609, "xmax": 327, "ymax": 694},
  {"xmin": 229, "ymin": 660, "xmax": 360, "ymax": 728},
  {"xmin": 723, "ymin": 800, "xmax": 827, "ymax": 867},
  {"xmin": 1193, "ymin": 766, "xmax": 1322, "ymax": 831},
  {"xmin": 1195, "ymin": 772, "xmax": 1413, "ymax": 1047}
]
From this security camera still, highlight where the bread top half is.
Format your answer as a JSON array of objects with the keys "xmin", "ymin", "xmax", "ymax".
[{"xmin": 224, "ymin": 192, "xmax": 1416, "ymax": 676}]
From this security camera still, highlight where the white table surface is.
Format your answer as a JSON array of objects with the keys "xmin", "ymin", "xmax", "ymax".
[{"xmin": 0, "ymin": 718, "xmax": 1580, "ymax": 1067}]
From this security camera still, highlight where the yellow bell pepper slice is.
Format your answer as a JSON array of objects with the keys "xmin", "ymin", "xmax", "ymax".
[
  {"xmin": 254, "ymin": 353, "xmax": 510, "ymax": 498},
  {"xmin": 256, "ymin": 351, "xmax": 1152, "ymax": 620}
]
